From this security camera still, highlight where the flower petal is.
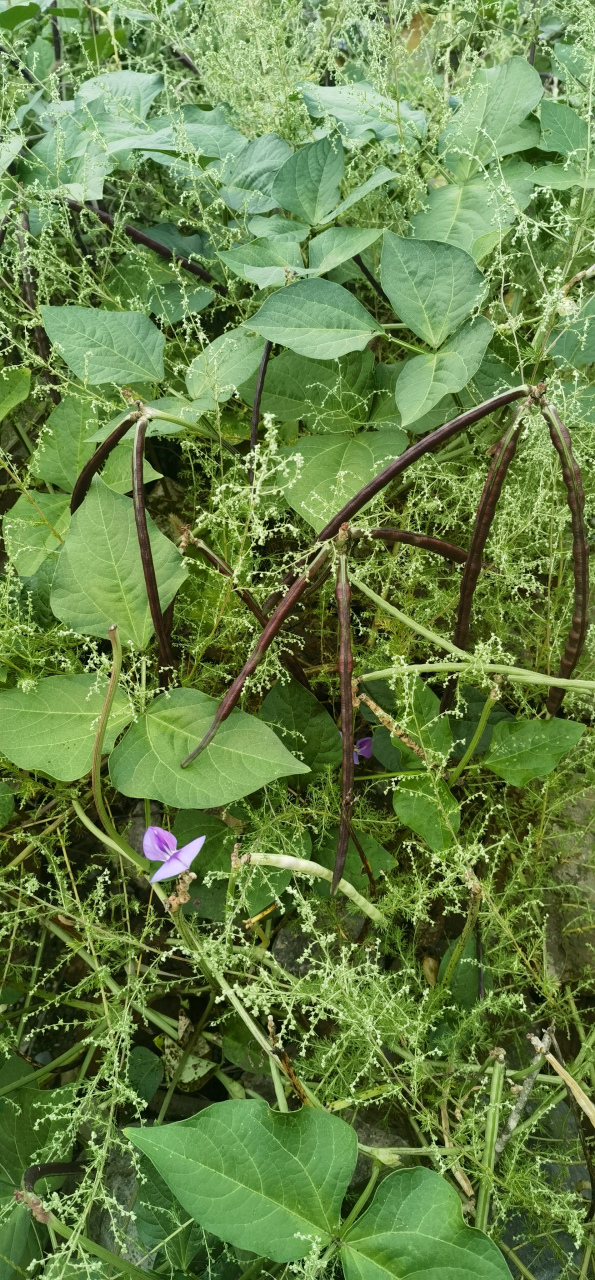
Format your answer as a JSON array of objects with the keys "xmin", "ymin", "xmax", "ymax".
[
  {"xmin": 149, "ymin": 836, "xmax": 206, "ymax": 883},
  {"xmin": 143, "ymin": 825, "xmax": 177, "ymax": 861},
  {"xmin": 150, "ymin": 851, "xmax": 190, "ymax": 883},
  {"xmin": 354, "ymin": 737, "xmax": 373, "ymax": 760},
  {"xmin": 178, "ymin": 836, "xmax": 206, "ymax": 868}
]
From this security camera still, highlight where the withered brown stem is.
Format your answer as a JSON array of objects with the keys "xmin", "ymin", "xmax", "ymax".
[
  {"xmin": 188, "ymin": 535, "xmax": 310, "ymax": 690},
  {"xmin": 541, "ymin": 400, "xmax": 589, "ymax": 716},
  {"xmin": 440, "ymin": 398, "xmax": 529, "ymax": 712},
  {"xmin": 180, "ymin": 546, "xmax": 330, "ymax": 767},
  {"xmin": 70, "ymin": 410, "xmax": 141, "ymax": 514},
  {"xmin": 333, "ymin": 542, "xmax": 355, "ymax": 894},
  {"xmin": 249, "ymin": 340, "xmax": 272, "ymax": 484},
  {"xmin": 351, "ymin": 527, "xmax": 468, "ymax": 563},
  {"xmin": 66, "ymin": 200, "xmax": 225, "ymax": 293},
  {"xmin": 132, "ymin": 418, "xmax": 174, "ymax": 686}
]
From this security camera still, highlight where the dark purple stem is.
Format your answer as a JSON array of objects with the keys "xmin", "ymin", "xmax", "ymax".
[
  {"xmin": 180, "ymin": 546, "xmax": 329, "ymax": 767},
  {"xmin": 332, "ymin": 541, "xmax": 354, "ymax": 894},
  {"xmin": 353, "ymin": 254, "xmax": 392, "ymax": 307},
  {"xmin": 170, "ymin": 47, "xmax": 201, "ymax": 74},
  {"xmin": 66, "ymin": 200, "xmax": 225, "ymax": 293},
  {"xmin": 262, "ymin": 386, "xmax": 528, "ymax": 613},
  {"xmin": 132, "ymin": 418, "xmax": 174, "ymax": 686},
  {"xmin": 70, "ymin": 411, "xmax": 140, "ymax": 514},
  {"xmin": 249, "ymin": 340, "xmax": 272, "ymax": 484},
  {"xmin": 351, "ymin": 527, "xmax": 468, "ymax": 564},
  {"xmin": 191, "ymin": 538, "xmax": 311, "ymax": 689},
  {"xmin": 541, "ymin": 400, "xmax": 589, "ymax": 716},
  {"xmin": 440, "ymin": 398, "xmax": 528, "ymax": 710},
  {"xmin": 49, "ymin": 0, "xmax": 61, "ymax": 62}
]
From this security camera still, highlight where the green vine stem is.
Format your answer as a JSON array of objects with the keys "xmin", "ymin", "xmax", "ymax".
[
  {"xmin": 540, "ymin": 400, "xmax": 589, "ymax": 716},
  {"xmin": 244, "ymin": 852, "xmax": 387, "ymax": 925},
  {"xmin": 362, "ymin": 661, "xmax": 595, "ymax": 694},
  {"xmin": 475, "ymin": 1049, "xmax": 507, "ymax": 1233},
  {"xmin": 448, "ymin": 688, "xmax": 499, "ymax": 786}
]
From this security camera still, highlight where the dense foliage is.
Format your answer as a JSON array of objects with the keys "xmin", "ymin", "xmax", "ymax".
[{"xmin": 2, "ymin": 2, "xmax": 595, "ymax": 1278}]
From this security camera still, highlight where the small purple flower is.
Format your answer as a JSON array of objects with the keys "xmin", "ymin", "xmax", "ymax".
[
  {"xmin": 143, "ymin": 825, "xmax": 206, "ymax": 883},
  {"xmin": 353, "ymin": 736, "xmax": 373, "ymax": 764}
]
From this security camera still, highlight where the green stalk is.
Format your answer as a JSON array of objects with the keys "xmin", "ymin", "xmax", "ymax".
[
  {"xmin": 362, "ymin": 661, "xmax": 595, "ymax": 694},
  {"xmin": 246, "ymin": 852, "xmax": 386, "ymax": 926},
  {"xmin": 437, "ymin": 878, "xmax": 482, "ymax": 993},
  {"xmin": 475, "ymin": 1052, "xmax": 506, "ymax": 1232},
  {"xmin": 339, "ymin": 1162, "xmax": 381, "ymax": 1236},
  {"xmin": 448, "ymin": 691, "xmax": 497, "ymax": 785},
  {"xmin": 270, "ymin": 1054, "xmax": 289, "ymax": 1112}
]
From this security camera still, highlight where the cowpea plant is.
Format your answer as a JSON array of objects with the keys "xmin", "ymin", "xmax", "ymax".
[{"xmin": 2, "ymin": 9, "xmax": 595, "ymax": 1278}]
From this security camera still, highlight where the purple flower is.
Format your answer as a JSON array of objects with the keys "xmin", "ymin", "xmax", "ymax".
[
  {"xmin": 143, "ymin": 825, "xmax": 206, "ymax": 883},
  {"xmin": 353, "ymin": 736, "xmax": 373, "ymax": 764}
]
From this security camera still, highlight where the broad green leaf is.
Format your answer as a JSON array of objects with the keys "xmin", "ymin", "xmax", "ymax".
[
  {"xmin": 403, "ymin": 676, "xmax": 453, "ymax": 759},
  {"xmin": 125, "ymin": 1099, "xmax": 358, "ymax": 1262},
  {"xmin": 409, "ymin": 163, "xmax": 534, "ymax": 260},
  {"xmin": 127, "ymin": 1046, "xmax": 163, "ymax": 1103},
  {"xmin": 271, "ymin": 136, "xmax": 344, "ymax": 224},
  {"xmin": 308, "ymin": 226, "xmax": 381, "ymax": 275},
  {"xmin": 22, "ymin": 118, "xmax": 113, "ymax": 202},
  {"xmin": 150, "ymin": 283, "xmax": 214, "ymax": 325},
  {"xmin": 548, "ymin": 296, "xmax": 595, "ymax": 365},
  {"xmin": 168, "ymin": 104, "xmax": 246, "ymax": 159},
  {"xmin": 218, "ymin": 134, "xmax": 292, "ymax": 213},
  {"xmin": 532, "ymin": 164, "xmax": 595, "ymax": 190},
  {"xmin": 172, "ymin": 812, "xmax": 236, "ymax": 920},
  {"xmin": 240, "ymin": 348, "xmax": 374, "ymax": 431},
  {"xmin": 483, "ymin": 717, "xmax": 585, "ymax": 786},
  {"xmin": 540, "ymin": 100, "xmax": 588, "ymax": 159},
  {"xmin": 438, "ymin": 56, "xmax": 543, "ymax": 180},
  {"xmin": 40, "ymin": 307, "xmax": 165, "ymax": 385},
  {"xmin": 436, "ymin": 932, "xmax": 493, "ymax": 1010},
  {"xmin": 0, "ymin": 782, "xmax": 14, "ymax": 828},
  {"xmin": 381, "ymin": 234, "xmax": 486, "ymax": 347},
  {"xmin": 341, "ymin": 1166, "xmax": 510, "ymax": 1280},
  {"xmin": 552, "ymin": 41, "xmax": 590, "ymax": 85},
  {"xmin": 31, "ymin": 394, "xmax": 97, "ymax": 490},
  {"xmin": 100, "ymin": 438, "xmax": 162, "ymax": 494},
  {"xmin": 393, "ymin": 775, "xmax": 460, "ymax": 852},
  {"xmin": 259, "ymin": 676, "xmax": 342, "ymax": 772},
  {"xmin": 301, "ymin": 81, "xmax": 425, "ymax": 148},
  {"xmin": 278, "ymin": 426, "xmax": 407, "ymax": 531},
  {"xmin": 313, "ymin": 827, "xmax": 392, "ymax": 898},
  {"xmin": 134, "ymin": 1156, "xmax": 206, "ymax": 1273},
  {"xmin": 247, "ymin": 214, "xmax": 310, "ymax": 241},
  {"xmin": 319, "ymin": 166, "xmax": 395, "ymax": 224},
  {"xmin": 394, "ymin": 317, "xmax": 492, "ymax": 425},
  {"xmin": 109, "ymin": 687, "xmax": 309, "ymax": 808},
  {"xmin": 0, "ymin": 366, "xmax": 30, "ymax": 422},
  {"xmin": 0, "ymin": 6, "xmax": 39, "ymax": 32},
  {"xmin": 50, "ymin": 479, "xmax": 187, "ymax": 649},
  {"xmin": 173, "ymin": 811, "xmax": 291, "ymax": 920},
  {"xmin": 3, "ymin": 491, "xmax": 70, "ymax": 576},
  {"xmin": 31, "ymin": 396, "xmax": 162, "ymax": 492},
  {"xmin": 250, "ymin": 279, "xmax": 381, "ymax": 360},
  {"xmin": 219, "ymin": 237, "xmax": 304, "ymax": 288},
  {"xmin": 0, "ymin": 1202, "xmax": 44, "ymax": 1280},
  {"xmin": 186, "ymin": 327, "xmax": 266, "ymax": 404},
  {"xmin": 0, "ymin": 673, "xmax": 132, "ymax": 782},
  {"xmin": 77, "ymin": 70, "xmax": 164, "ymax": 117}
]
